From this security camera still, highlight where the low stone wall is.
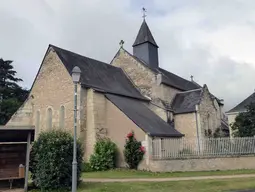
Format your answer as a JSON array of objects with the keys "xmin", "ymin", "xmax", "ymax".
[{"xmin": 149, "ymin": 156, "xmax": 255, "ymax": 172}]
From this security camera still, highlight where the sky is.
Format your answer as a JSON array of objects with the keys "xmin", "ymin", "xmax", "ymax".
[{"xmin": 1, "ymin": 0, "xmax": 255, "ymax": 111}]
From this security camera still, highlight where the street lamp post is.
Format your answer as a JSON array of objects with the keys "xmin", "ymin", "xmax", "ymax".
[{"xmin": 71, "ymin": 66, "xmax": 81, "ymax": 192}]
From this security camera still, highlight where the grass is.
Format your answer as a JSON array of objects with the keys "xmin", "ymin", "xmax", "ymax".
[
  {"xmin": 30, "ymin": 178, "xmax": 255, "ymax": 192},
  {"xmin": 82, "ymin": 168, "xmax": 255, "ymax": 179}
]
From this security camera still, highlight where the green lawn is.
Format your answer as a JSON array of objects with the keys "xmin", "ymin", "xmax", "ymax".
[
  {"xmin": 31, "ymin": 178, "xmax": 255, "ymax": 192},
  {"xmin": 82, "ymin": 169, "xmax": 255, "ymax": 179}
]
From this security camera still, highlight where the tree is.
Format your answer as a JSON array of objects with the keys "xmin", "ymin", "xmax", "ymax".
[
  {"xmin": 0, "ymin": 58, "xmax": 29, "ymax": 125},
  {"xmin": 231, "ymin": 102, "xmax": 255, "ymax": 137}
]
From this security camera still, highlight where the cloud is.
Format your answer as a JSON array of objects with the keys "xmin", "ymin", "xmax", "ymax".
[{"xmin": 1, "ymin": 0, "xmax": 255, "ymax": 111}]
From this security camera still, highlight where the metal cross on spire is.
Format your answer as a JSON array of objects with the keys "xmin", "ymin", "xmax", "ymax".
[
  {"xmin": 190, "ymin": 75, "xmax": 194, "ymax": 81},
  {"xmin": 119, "ymin": 40, "xmax": 124, "ymax": 48},
  {"xmin": 142, "ymin": 7, "xmax": 147, "ymax": 20}
]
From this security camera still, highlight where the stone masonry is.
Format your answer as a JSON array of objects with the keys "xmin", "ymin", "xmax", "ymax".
[
  {"xmin": 174, "ymin": 113, "xmax": 197, "ymax": 138},
  {"xmin": 112, "ymin": 49, "xmax": 156, "ymax": 98},
  {"xmin": 111, "ymin": 49, "xmax": 224, "ymax": 140},
  {"xmin": 111, "ymin": 48, "xmax": 179, "ymax": 121},
  {"xmin": 198, "ymin": 86, "xmax": 221, "ymax": 137},
  {"xmin": 149, "ymin": 156, "xmax": 255, "ymax": 172},
  {"xmin": 7, "ymin": 48, "xmax": 80, "ymax": 137}
]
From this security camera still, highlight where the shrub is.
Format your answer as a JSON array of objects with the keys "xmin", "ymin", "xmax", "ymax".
[
  {"xmin": 81, "ymin": 162, "xmax": 93, "ymax": 172},
  {"xmin": 29, "ymin": 130, "xmax": 84, "ymax": 191},
  {"xmin": 124, "ymin": 131, "xmax": 145, "ymax": 169},
  {"xmin": 89, "ymin": 138, "xmax": 117, "ymax": 171}
]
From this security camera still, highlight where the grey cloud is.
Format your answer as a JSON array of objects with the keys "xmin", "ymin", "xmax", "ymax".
[{"xmin": 0, "ymin": 0, "xmax": 255, "ymax": 111}]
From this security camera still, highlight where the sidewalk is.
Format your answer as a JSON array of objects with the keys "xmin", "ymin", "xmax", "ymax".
[{"xmin": 83, "ymin": 174, "xmax": 255, "ymax": 183}]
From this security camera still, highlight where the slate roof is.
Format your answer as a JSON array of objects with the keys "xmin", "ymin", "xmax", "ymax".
[
  {"xmin": 171, "ymin": 89, "xmax": 202, "ymax": 114},
  {"xmin": 117, "ymin": 48, "xmax": 223, "ymax": 106},
  {"xmin": 132, "ymin": 20, "xmax": 158, "ymax": 48},
  {"xmin": 106, "ymin": 94, "xmax": 183, "ymax": 137},
  {"xmin": 51, "ymin": 45, "xmax": 146, "ymax": 100},
  {"xmin": 158, "ymin": 68, "xmax": 201, "ymax": 91},
  {"xmin": 227, "ymin": 92, "xmax": 255, "ymax": 113},
  {"xmin": 123, "ymin": 49, "xmax": 200, "ymax": 91}
]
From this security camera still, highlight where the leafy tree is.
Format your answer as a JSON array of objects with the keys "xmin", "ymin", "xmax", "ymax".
[
  {"xmin": 0, "ymin": 58, "xmax": 29, "ymax": 125},
  {"xmin": 231, "ymin": 102, "xmax": 255, "ymax": 137}
]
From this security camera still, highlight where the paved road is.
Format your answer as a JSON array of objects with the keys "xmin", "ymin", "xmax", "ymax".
[{"xmin": 84, "ymin": 173, "xmax": 255, "ymax": 183}]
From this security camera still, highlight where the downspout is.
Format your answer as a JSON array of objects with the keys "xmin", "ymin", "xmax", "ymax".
[{"xmin": 195, "ymin": 105, "xmax": 200, "ymax": 153}]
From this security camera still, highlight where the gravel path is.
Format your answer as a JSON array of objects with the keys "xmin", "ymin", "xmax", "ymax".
[
  {"xmin": 83, "ymin": 173, "xmax": 255, "ymax": 183},
  {"xmin": 0, "ymin": 189, "xmax": 23, "ymax": 192}
]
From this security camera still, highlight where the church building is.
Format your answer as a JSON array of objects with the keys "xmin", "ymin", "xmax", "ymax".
[{"xmin": 6, "ymin": 18, "xmax": 229, "ymax": 165}]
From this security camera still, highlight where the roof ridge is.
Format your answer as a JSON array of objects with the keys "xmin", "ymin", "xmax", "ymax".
[
  {"xmin": 159, "ymin": 67, "xmax": 193, "ymax": 84},
  {"xmin": 176, "ymin": 88, "xmax": 202, "ymax": 94},
  {"xmin": 48, "ymin": 44, "xmax": 147, "ymax": 101},
  {"xmin": 50, "ymin": 44, "xmax": 121, "ymax": 71}
]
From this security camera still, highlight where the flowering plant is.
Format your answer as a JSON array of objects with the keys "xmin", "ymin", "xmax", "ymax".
[
  {"xmin": 140, "ymin": 146, "xmax": 145, "ymax": 153},
  {"xmin": 124, "ymin": 131, "xmax": 145, "ymax": 169},
  {"xmin": 127, "ymin": 132, "xmax": 133, "ymax": 138}
]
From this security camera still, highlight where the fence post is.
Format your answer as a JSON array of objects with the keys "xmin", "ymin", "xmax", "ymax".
[{"xmin": 159, "ymin": 138, "xmax": 162, "ymax": 159}]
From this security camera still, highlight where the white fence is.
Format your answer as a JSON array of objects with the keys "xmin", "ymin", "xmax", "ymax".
[{"xmin": 152, "ymin": 137, "xmax": 255, "ymax": 159}]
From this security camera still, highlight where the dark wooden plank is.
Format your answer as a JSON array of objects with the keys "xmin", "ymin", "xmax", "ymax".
[{"xmin": 0, "ymin": 144, "xmax": 27, "ymax": 180}]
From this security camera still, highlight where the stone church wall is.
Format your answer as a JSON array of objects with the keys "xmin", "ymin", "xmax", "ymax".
[
  {"xmin": 7, "ymin": 49, "xmax": 79, "ymax": 138},
  {"xmin": 111, "ymin": 49, "xmax": 156, "ymax": 98},
  {"xmin": 111, "ymin": 49, "xmax": 180, "ymax": 121},
  {"xmin": 31, "ymin": 49, "xmax": 76, "ymax": 134},
  {"xmin": 158, "ymin": 84, "xmax": 180, "ymax": 103},
  {"xmin": 198, "ymin": 87, "xmax": 220, "ymax": 137},
  {"xmin": 174, "ymin": 113, "xmax": 197, "ymax": 138},
  {"xmin": 84, "ymin": 89, "xmax": 147, "ymax": 165},
  {"xmin": 84, "ymin": 89, "xmax": 96, "ymax": 160},
  {"xmin": 7, "ymin": 96, "xmax": 34, "ymax": 127},
  {"xmin": 148, "ymin": 103, "xmax": 168, "ymax": 122},
  {"xmin": 105, "ymin": 98, "xmax": 146, "ymax": 167}
]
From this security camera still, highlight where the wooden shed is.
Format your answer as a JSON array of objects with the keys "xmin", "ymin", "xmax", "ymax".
[{"xmin": 0, "ymin": 126, "xmax": 35, "ymax": 191}]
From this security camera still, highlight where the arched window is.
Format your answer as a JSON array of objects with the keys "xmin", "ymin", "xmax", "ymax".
[
  {"xmin": 59, "ymin": 106, "xmax": 65, "ymax": 129},
  {"xmin": 47, "ymin": 108, "xmax": 53, "ymax": 130},
  {"xmin": 36, "ymin": 110, "xmax": 40, "ymax": 135}
]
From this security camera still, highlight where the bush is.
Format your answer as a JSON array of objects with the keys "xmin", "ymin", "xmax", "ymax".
[
  {"xmin": 29, "ymin": 130, "xmax": 84, "ymax": 191},
  {"xmin": 81, "ymin": 162, "xmax": 93, "ymax": 172},
  {"xmin": 124, "ymin": 131, "xmax": 145, "ymax": 169},
  {"xmin": 89, "ymin": 138, "xmax": 117, "ymax": 171}
]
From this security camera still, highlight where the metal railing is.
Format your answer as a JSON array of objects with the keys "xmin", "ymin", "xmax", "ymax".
[{"xmin": 152, "ymin": 137, "xmax": 255, "ymax": 159}]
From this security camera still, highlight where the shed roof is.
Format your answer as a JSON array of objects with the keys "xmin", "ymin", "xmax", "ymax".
[{"xmin": 0, "ymin": 126, "xmax": 35, "ymax": 142}]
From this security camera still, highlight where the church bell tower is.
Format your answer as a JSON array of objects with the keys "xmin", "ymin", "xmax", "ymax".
[{"xmin": 132, "ymin": 15, "xmax": 159, "ymax": 68}]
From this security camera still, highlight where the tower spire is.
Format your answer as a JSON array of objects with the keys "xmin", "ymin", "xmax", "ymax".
[{"xmin": 132, "ymin": 11, "xmax": 159, "ymax": 68}]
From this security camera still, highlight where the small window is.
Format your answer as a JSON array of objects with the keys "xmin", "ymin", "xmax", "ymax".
[
  {"xmin": 47, "ymin": 108, "xmax": 53, "ymax": 130},
  {"xmin": 59, "ymin": 106, "xmax": 65, "ymax": 129}
]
